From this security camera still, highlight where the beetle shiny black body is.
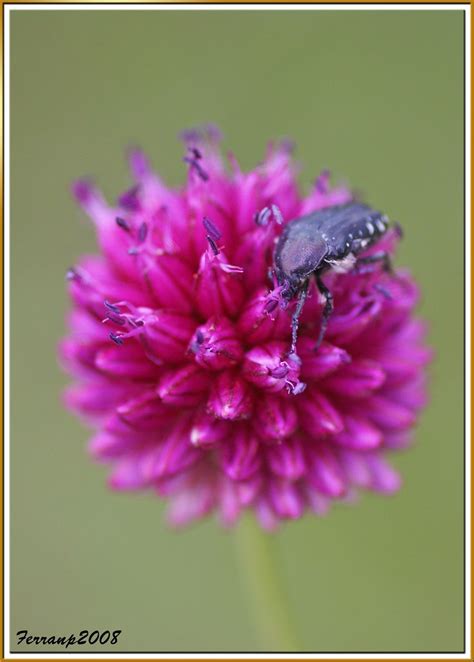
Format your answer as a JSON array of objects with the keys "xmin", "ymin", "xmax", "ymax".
[{"xmin": 273, "ymin": 202, "xmax": 392, "ymax": 355}]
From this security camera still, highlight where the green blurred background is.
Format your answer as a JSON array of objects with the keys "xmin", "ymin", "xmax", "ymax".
[{"xmin": 10, "ymin": 8, "xmax": 464, "ymax": 653}]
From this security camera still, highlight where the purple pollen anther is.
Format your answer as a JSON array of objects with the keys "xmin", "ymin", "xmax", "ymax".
[
  {"xmin": 289, "ymin": 381, "xmax": 307, "ymax": 396},
  {"xmin": 138, "ymin": 222, "xmax": 148, "ymax": 243},
  {"xmin": 264, "ymin": 299, "xmax": 279, "ymax": 314},
  {"xmin": 184, "ymin": 152, "xmax": 209, "ymax": 182},
  {"xmin": 256, "ymin": 205, "xmax": 283, "ymax": 227},
  {"xmin": 189, "ymin": 329, "xmax": 206, "ymax": 355},
  {"xmin": 270, "ymin": 363, "xmax": 290, "ymax": 379},
  {"xmin": 115, "ymin": 217, "xmax": 131, "ymax": 232},
  {"xmin": 256, "ymin": 207, "xmax": 271, "ymax": 227},
  {"xmin": 207, "ymin": 235, "xmax": 220, "ymax": 256},
  {"xmin": 203, "ymin": 217, "xmax": 222, "ymax": 241},
  {"xmin": 104, "ymin": 300, "xmax": 122, "ymax": 314},
  {"xmin": 109, "ymin": 332, "xmax": 124, "ymax": 345},
  {"xmin": 271, "ymin": 204, "xmax": 283, "ymax": 225}
]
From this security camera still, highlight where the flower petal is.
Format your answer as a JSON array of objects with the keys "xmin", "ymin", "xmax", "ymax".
[
  {"xmin": 269, "ymin": 479, "xmax": 304, "ymax": 519},
  {"xmin": 297, "ymin": 392, "xmax": 344, "ymax": 438},
  {"xmin": 323, "ymin": 359, "xmax": 385, "ymax": 398},
  {"xmin": 207, "ymin": 371, "xmax": 253, "ymax": 421},
  {"xmin": 299, "ymin": 338, "xmax": 351, "ymax": 381},
  {"xmin": 157, "ymin": 365, "xmax": 210, "ymax": 407},
  {"xmin": 190, "ymin": 317, "xmax": 244, "ymax": 370},
  {"xmin": 254, "ymin": 395, "xmax": 298, "ymax": 442},
  {"xmin": 331, "ymin": 415, "xmax": 383, "ymax": 451},
  {"xmin": 306, "ymin": 445, "xmax": 347, "ymax": 497},
  {"xmin": 220, "ymin": 426, "xmax": 261, "ymax": 481},
  {"xmin": 266, "ymin": 436, "xmax": 306, "ymax": 479}
]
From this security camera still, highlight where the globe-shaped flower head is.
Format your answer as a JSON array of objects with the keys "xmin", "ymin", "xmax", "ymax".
[{"xmin": 61, "ymin": 127, "xmax": 431, "ymax": 529}]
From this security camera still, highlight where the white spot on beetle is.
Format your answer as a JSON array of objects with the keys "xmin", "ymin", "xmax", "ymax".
[
  {"xmin": 376, "ymin": 219, "xmax": 385, "ymax": 232},
  {"xmin": 327, "ymin": 253, "xmax": 356, "ymax": 274},
  {"xmin": 366, "ymin": 222, "xmax": 375, "ymax": 235}
]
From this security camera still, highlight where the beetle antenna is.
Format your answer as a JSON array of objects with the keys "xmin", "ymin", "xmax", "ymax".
[{"xmin": 289, "ymin": 280, "xmax": 308, "ymax": 357}]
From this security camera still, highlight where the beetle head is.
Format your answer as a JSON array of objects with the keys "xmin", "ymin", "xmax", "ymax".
[
  {"xmin": 277, "ymin": 274, "xmax": 305, "ymax": 302},
  {"xmin": 274, "ymin": 231, "xmax": 327, "ymax": 300}
]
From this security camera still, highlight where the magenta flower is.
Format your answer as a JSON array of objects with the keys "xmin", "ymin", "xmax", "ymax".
[{"xmin": 61, "ymin": 127, "xmax": 431, "ymax": 529}]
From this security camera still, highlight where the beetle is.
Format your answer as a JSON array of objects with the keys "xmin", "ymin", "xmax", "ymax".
[{"xmin": 273, "ymin": 202, "xmax": 395, "ymax": 356}]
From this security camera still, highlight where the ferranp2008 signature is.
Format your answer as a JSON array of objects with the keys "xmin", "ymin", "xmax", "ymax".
[{"xmin": 16, "ymin": 629, "xmax": 122, "ymax": 648}]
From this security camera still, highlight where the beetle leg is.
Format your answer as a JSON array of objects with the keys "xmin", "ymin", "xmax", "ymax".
[
  {"xmin": 314, "ymin": 274, "xmax": 334, "ymax": 351},
  {"xmin": 289, "ymin": 280, "xmax": 308, "ymax": 357},
  {"xmin": 355, "ymin": 251, "xmax": 393, "ymax": 274},
  {"xmin": 354, "ymin": 251, "xmax": 395, "ymax": 299}
]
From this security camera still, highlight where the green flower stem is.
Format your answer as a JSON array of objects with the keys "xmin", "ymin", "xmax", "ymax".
[{"xmin": 235, "ymin": 514, "xmax": 300, "ymax": 651}]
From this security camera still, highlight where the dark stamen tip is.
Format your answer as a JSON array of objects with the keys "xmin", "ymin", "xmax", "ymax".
[
  {"xmin": 195, "ymin": 163, "xmax": 209, "ymax": 181},
  {"xmin": 256, "ymin": 207, "xmax": 271, "ymax": 227},
  {"xmin": 138, "ymin": 222, "xmax": 148, "ymax": 243},
  {"xmin": 203, "ymin": 217, "xmax": 222, "ymax": 240},
  {"xmin": 115, "ymin": 216, "xmax": 131, "ymax": 232},
  {"xmin": 104, "ymin": 300, "xmax": 121, "ymax": 314},
  {"xmin": 271, "ymin": 204, "xmax": 283, "ymax": 225},
  {"xmin": 189, "ymin": 147, "xmax": 202, "ymax": 160},
  {"xmin": 207, "ymin": 236, "xmax": 220, "ymax": 256},
  {"xmin": 109, "ymin": 332, "xmax": 124, "ymax": 346},
  {"xmin": 184, "ymin": 155, "xmax": 209, "ymax": 182}
]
